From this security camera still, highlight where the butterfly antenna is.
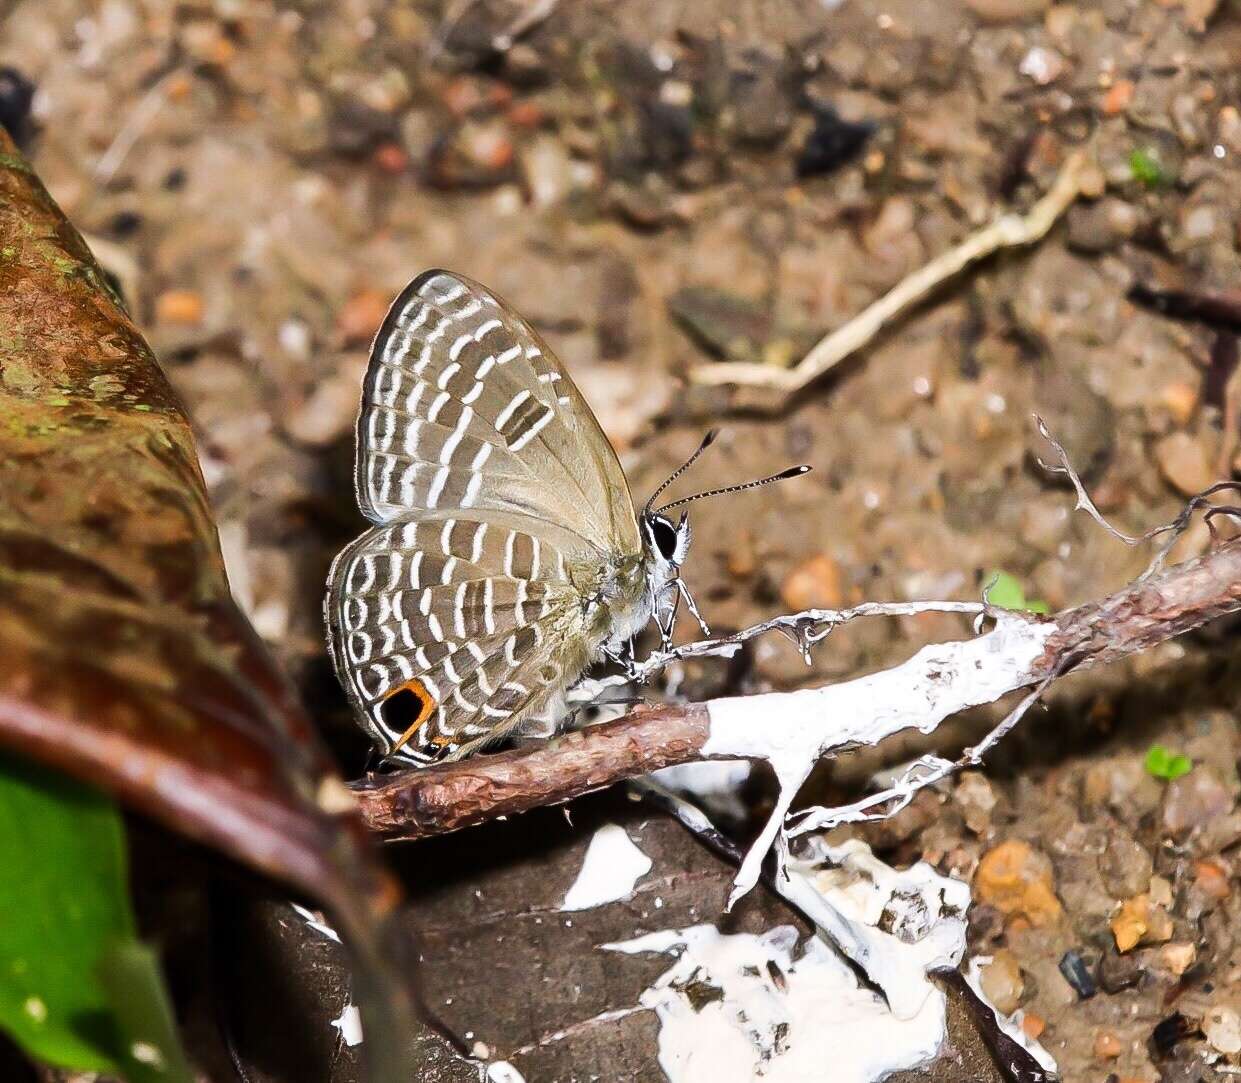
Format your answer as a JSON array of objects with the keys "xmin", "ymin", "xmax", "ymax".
[
  {"xmin": 656, "ymin": 464, "xmax": 811, "ymax": 514},
  {"xmin": 644, "ymin": 429, "xmax": 720, "ymax": 515}
]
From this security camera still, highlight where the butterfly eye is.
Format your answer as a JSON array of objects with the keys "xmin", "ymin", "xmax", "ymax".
[
  {"xmin": 380, "ymin": 677, "xmax": 437, "ymax": 753},
  {"xmin": 648, "ymin": 515, "xmax": 680, "ymax": 561}
]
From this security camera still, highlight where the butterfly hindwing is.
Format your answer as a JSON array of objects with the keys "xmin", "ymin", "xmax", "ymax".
[{"xmin": 327, "ymin": 509, "xmax": 593, "ymax": 761}]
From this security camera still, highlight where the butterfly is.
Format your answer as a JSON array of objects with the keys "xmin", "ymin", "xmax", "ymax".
[{"xmin": 325, "ymin": 270, "xmax": 807, "ymax": 765}]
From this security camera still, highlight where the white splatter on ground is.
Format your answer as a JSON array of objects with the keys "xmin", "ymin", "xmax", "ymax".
[
  {"xmin": 603, "ymin": 923, "xmax": 948, "ymax": 1082},
  {"xmin": 560, "ymin": 823, "xmax": 652, "ymax": 911}
]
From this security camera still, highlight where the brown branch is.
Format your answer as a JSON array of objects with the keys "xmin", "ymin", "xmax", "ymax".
[{"xmin": 355, "ymin": 537, "xmax": 1241, "ymax": 841}]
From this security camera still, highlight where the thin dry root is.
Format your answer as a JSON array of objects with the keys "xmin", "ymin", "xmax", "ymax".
[{"xmin": 690, "ymin": 149, "xmax": 1091, "ymax": 395}]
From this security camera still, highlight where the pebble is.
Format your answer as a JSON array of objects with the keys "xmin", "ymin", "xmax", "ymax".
[
  {"xmin": 155, "ymin": 288, "xmax": 205, "ymax": 326},
  {"xmin": 1162, "ymin": 768, "xmax": 1235, "ymax": 837},
  {"xmin": 956, "ymin": 771, "xmax": 998, "ymax": 835},
  {"xmin": 1020, "ymin": 1012, "xmax": 1046, "ymax": 1040},
  {"xmin": 1204, "ymin": 1005, "xmax": 1241, "ymax": 1055},
  {"xmin": 1154, "ymin": 431, "xmax": 1216, "ymax": 497},
  {"xmin": 1093, "ymin": 1029, "xmax": 1122, "ymax": 1060},
  {"xmin": 1193, "ymin": 859, "xmax": 1231, "ymax": 900},
  {"xmin": 1161, "ymin": 382, "xmax": 1199, "ymax": 427},
  {"xmin": 1018, "ymin": 46, "xmax": 1066, "ymax": 85},
  {"xmin": 1100, "ymin": 831, "xmax": 1154, "ymax": 899},
  {"xmin": 780, "ymin": 553, "xmax": 845, "ymax": 611},
  {"xmin": 336, "ymin": 288, "xmax": 390, "ymax": 346},
  {"xmin": 1111, "ymin": 893, "xmax": 1173, "ymax": 952},
  {"xmin": 520, "ymin": 134, "xmax": 574, "ymax": 207},
  {"xmin": 979, "ymin": 949, "xmax": 1024, "ymax": 1015},
  {"xmin": 427, "ymin": 119, "xmax": 517, "ymax": 189},
  {"xmin": 1103, "ymin": 79, "xmax": 1135, "ymax": 116},
  {"xmin": 974, "ymin": 840, "xmax": 1063, "ymax": 927},
  {"xmin": 1098, "ymin": 948, "xmax": 1143, "ymax": 993},
  {"xmin": 1159, "ymin": 942, "xmax": 1197, "ymax": 977},
  {"xmin": 1058, "ymin": 949, "xmax": 1097, "ymax": 999}
]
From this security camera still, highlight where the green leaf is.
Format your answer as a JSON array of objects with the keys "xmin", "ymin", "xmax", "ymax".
[
  {"xmin": 985, "ymin": 570, "xmax": 1028, "ymax": 611},
  {"xmin": 1145, "ymin": 744, "xmax": 1171, "ymax": 777},
  {"xmin": 1145, "ymin": 744, "xmax": 1193, "ymax": 781},
  {"xmin": 1165, "ymin": 754, "xmax": 1193, "ymax": 780},
  {"xmin": 1128, "ymin": 146, "xmax": 1167, "ymax": 188},
  {"xmin": 0, "ymin": 754, "xmax": 191, "ymax": 1081}
]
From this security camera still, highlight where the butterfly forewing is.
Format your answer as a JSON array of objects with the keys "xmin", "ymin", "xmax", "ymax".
[{"xmin": 356, "ymin": 270, "xmax": 639, "ymax": 556}]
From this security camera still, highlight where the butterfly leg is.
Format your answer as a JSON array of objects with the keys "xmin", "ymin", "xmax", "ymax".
[
  {"xmin": 675, "ymin": 577, "xmax": 712, "ymax": 638},
  {"xmin": 655, "ymin": 582, "xmax": 681, "ymax": 651}
]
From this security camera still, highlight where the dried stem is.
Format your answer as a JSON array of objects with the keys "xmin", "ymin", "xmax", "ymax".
[
  {"xmin": 354, "ymin": 536, "xmax": 1241, "ymax": 841},
  {"xmin": 689, "ymin": 149, "xmax": 1089, "ymax": 395}
]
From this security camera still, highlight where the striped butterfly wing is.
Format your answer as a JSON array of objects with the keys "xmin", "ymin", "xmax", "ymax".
[
  {"xmin": 355, "ymin": 269, "xmax": 640, "ymax": 558},
  {"xmin": 327, "ymin": 509, "xmax": 593, "ymax": 761}
]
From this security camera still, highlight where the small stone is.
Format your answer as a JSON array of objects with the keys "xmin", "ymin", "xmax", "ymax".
[
  {"xmin": 1098, "ymin": 948, "xmax": 1143, "ymax": 993},
  {"xmin": 1162, "ymin": 382, "xmax": 1199, "ymax": 426},
  {"xmin": 956, "ymin": 772, "xmax": 998, "ymax": 835},
  {"xmin": 1103, "ymin": 79, "xmax": 1135, "ymax": 116},
  {"xmin": 1100, "ymin": 831, "xmax": 1154, "ymax": 899},
  {"xmin": 155, "ymin": 288, "xmax": 204, "ymax": 326},
  {"xmin": 1162, "ymin": 768, "xmax": 1235, "ymax": 837},
  {"xmin": 1111, "ymin": 893, "xmax": 1173, "ymax": 952},
  {"xmin": 1148, "ymin": 875, "xmax": 1173, "ymax": 910},
  {"xmin": 427, "ymin": 120, "xmax": 517, "ymax": 189},
  {"xmin": 1020, "ymin": 1012, "xmax": 1046, "ymax": 1040},
  {"xmin": 1094, "ymin": 1029, "xmax": 1123, "ymax": 1060},
  {"xmin": 974, "ymin": 840, "xmax": 1063, "ymax": 927},
  {"xmin": 1018, "ymin": 46, "xmax": 1066, "ymax": 85},
  {"xmin": 1158, "ymin": 942, "xmax": 1196, "ymax": 977},
  {"xmin": 520, "ymin": 134, "xmax": 574, "ymax": 208},
  {"xmin": 372, "ymin": 142, "xmax": 408, "ymax": 174},
  {"xmin": 781, "ymin": 554, "xmax": 845, "ymax": 611},
  {"xmin": 1154, "ymin": 432, "xmax": 1216, "ymax": 497},
  {"xmin": 1058, "ymin": 950, "xmax": 1097, "ymax": 999},
  {"xmin": 979, "ymin": 950, "xmax": 1024, "ymax": 1015},
  {"xmin": 1193, "ymin": 859, "xmax": 1231, "ymax": 900},
  {"xmin": 336, "ymin": 288, "xmax": 390, "ymax": 346},
  {"xmin": 1204, "ymin": 1005, "xmax": 1241, "ymax": 1055}
]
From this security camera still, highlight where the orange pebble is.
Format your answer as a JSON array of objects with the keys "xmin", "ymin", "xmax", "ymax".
[
  {"xmin": 1194, "ymin": 859, "xmax": 1231, "ymax": 900},
  {"xmin": 1094, "ymin": 1030, "xmax": 1122, "ymax": 1060},
  {"xmin": 155, "ymin": 288, "xmax": 204, "ymax": 326},
  {"xmin": 1103, "ymin": 79, "xmax": 1135, "ymax": 115},
  {"xmin": 1021, "ymin": 1013, "xmax": 1046, "ymax": 1040}
]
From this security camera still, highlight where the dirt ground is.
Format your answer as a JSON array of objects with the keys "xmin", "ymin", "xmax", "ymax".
[{"xmin": 7, "ymin": 0, "xmax": 1241, "ymax": 1079}]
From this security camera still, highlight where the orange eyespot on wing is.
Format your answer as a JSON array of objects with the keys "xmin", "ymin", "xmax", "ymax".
[{"xmin": 381, "ymin": 677, "xmax": 437, "ymax": 756}]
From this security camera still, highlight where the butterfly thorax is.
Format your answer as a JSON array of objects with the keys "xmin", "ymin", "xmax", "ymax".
[{"xmin": 570, "ymin": 549, "xmax": 659, "ymax": 656}]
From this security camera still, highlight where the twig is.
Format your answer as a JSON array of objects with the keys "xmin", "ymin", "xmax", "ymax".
[
  {"xmin": 354, "ymin": 536, "xmax": 1241, "ymax": 848},
  {"xmin": 689, "ymin": 149, "xmax": 1090, "ymax": 394}
]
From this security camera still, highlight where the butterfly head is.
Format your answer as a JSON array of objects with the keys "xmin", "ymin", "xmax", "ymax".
[
  {"xmin": 641, "ymin": 508, "xmax": 692, "ymax": 593},
  {"xmin": 640, "ymin": 431, "xmax": 811, "ymax": 645}
]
